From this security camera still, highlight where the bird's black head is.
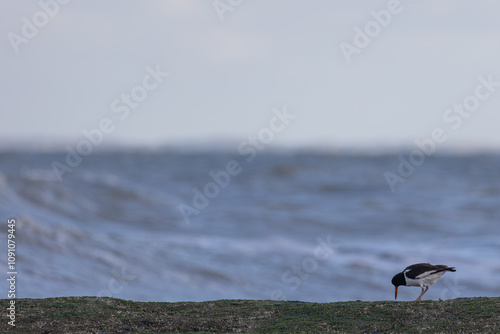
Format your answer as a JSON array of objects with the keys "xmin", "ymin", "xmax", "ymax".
[
  {"xmin": 391, "ymin": 272, "xmax": 405, "ymax": 287},
  {"xmin": 391, "ymin": 272, "xmax": 406, "ymax": 300}
]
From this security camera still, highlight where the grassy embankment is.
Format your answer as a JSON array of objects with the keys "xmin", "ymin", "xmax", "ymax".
[{"xmin": 2, "ymin": 296, "xmax": 499, "ymax": 333}]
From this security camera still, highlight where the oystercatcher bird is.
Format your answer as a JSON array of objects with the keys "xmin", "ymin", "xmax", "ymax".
[{"xmin": 391, "ymin": 263, "xmax": 456, "ymax": 301}]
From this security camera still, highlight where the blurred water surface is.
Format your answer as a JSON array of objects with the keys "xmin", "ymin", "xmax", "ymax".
[{"xmin": 0, "ymin": 150, "xmax": 498, "ymax": 301}]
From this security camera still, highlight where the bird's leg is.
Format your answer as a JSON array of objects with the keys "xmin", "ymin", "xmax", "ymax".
[
  {"xmin": 415, "ymin": 286, "xmax": 429, "ymax": 302},
  {"xmin": 415, "ymin": 287, "xmax": 424, "ymax": 302}
]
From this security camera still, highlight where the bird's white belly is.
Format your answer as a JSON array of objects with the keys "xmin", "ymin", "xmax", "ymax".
[{"xmin": 406, "ymin": 271, "xmax": 446, "ymax": 287}]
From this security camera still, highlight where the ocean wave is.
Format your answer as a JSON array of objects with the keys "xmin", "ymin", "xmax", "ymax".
[{"xmin": 1, "ymin": 151, "xmax": 498, "ymax": 301}]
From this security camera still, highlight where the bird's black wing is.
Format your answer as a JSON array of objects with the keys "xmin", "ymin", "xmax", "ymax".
[{"xmin": 403, "ymin": 263, "xmax": 450, "ymax": 279}]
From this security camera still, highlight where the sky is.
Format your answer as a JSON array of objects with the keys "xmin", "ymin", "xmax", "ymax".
[{"xmin": 1, "ymin": 0, "xmax": 500, "ymax": 151}]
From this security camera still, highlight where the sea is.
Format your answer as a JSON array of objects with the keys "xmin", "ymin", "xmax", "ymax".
[{"xmin": 1, "ymin": 149, "xmax": 499, "ymax": 302}]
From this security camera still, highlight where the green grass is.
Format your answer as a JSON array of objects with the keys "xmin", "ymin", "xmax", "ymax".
[{"xmin": 2, "ymin": 297, "xmax": 499, "ymax": 333}]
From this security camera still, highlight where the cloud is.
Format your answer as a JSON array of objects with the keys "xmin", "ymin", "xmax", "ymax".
[
  {"xmin": 153, "ymin": 0, "xmax": 212, "ymax": 21},
  {"xmin": 183, "ymin": 27, "xmax": 272, "ymax": 64}
]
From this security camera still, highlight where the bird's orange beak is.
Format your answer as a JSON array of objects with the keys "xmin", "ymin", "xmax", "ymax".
[{"xmin": 394, "ymin": 286, "xmax": 398, "ymax": 300}]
